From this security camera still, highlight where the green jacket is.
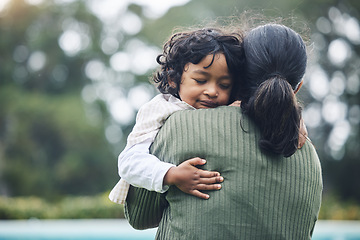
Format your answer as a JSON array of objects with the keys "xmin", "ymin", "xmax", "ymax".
[{"xmin": 127, "ymin": 106, "xmax": 323, "ymax": 240}]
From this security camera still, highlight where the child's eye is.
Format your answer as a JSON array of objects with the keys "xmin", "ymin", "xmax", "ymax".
[
  {"xmin": 194, "ymin": 79, "xmax": 206, "ymax": 84},
  {"xmin": 219, "ymin": 84, "xmax": 231, "ymax": 90}
]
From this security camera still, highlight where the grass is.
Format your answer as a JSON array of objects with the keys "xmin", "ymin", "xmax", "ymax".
[
  {"xmin": 0, "ymin": 192, "xmax": 124, "ymax": 219},
  {"xmin": 0, "ymin": 191, "xmax": 359, "ymax": 220}
]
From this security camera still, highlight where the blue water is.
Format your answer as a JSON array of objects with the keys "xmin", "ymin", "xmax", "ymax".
[
  {"xmin": 0, "ymin": 219, "xmax": 359, "ymax": 240},
  {"xmin": 0, "ymin": 219, "xmax": 156, "ymax": 240},
  {"xmin": 312, "ymin": 221, "xmax": 360, "ymax": 240}
]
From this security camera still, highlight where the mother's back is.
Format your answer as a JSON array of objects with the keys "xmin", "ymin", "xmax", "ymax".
[{"xmin": 151, "ymin": 106, "xmax": 322, "ymax": 240}]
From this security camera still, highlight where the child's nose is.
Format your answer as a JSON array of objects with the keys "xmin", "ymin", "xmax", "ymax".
[{"xmin": 204, "ymin": 85, "xmax": 218, "ymax": 97}]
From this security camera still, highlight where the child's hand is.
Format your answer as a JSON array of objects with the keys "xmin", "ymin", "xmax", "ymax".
[
  {"xmin": 229, "ymin": 100, "xmax": 241, "ymax": 107},
  {"xmin": 163, "ymin": 157, "xmax": 223, "ymax": 200},
  {"xmin": 298, "ymin": 118, "xmax": 309, "ymax": 148}
]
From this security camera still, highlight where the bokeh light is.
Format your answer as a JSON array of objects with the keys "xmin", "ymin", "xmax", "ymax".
[
  {"xmin": 327, "ymin": 39, "xmax": 351, "ymax": 67},
  {"xmin": 0, "ymin": 0, "xmax": 10, "ymax": 11},
  {"xmin": 308, "ymin": 66, "xmax": 329, "ymax": 101},
  {"xmin": 27, "ymin": 51, "xmax": 47, "ymax": 72}
]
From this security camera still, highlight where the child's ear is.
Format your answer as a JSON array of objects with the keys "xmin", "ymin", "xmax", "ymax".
[{"xmin": 294, "ymin": 80, "xmax": 303, "ymax": 94}]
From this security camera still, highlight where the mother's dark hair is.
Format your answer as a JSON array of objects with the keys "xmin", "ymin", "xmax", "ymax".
[{"xmin": 239, "ymin": 24, "xmax": 307, "ymax": 157}]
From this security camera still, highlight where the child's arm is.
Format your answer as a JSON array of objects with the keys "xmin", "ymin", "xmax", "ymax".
[
  {"xmin": 163, "ymin": 158, "xmax": 223, "ymax": 199},
  {"xmin": 118, "ymin": 140, "xmax": 174, "ymax": 193},
  {"xmin": 118, "ymin": 140, "xmax": 223, "ymax": 197}
]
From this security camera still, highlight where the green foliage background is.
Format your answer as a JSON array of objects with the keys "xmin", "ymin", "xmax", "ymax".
[{"xmin": 0, "ymin": 0, "xmax": 360, "ymax": 219}]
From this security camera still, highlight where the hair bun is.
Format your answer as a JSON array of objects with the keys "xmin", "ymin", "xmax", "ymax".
[{"xmin": 267, "ymin": 73, "xmax": 286, "ymax": 81}]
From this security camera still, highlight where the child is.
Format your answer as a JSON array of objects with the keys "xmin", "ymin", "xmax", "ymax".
[{"xmin": 109, "ymin": 27, "xmax": 244, "ymax": 204}]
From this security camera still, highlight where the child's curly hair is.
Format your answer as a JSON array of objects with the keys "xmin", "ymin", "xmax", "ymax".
[{"xmin": 153, "ymin": 28, "xmax": 244, "ymax": 103}]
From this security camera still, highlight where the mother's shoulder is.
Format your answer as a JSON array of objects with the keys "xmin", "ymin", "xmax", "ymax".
[
  {"xmin": 171, "ymin": 105, "xmax": 242, "ymax": 118},
  {"xmin": 167, "ymin": 106, "xmax": 249, "ymax": 130}
]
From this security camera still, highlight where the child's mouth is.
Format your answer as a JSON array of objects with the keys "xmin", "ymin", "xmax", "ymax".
[{"xmin": 199, "ymin": 100, "xmax": 217, "ymax": 108}]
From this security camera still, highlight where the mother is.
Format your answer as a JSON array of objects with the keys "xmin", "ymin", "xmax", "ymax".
[{"xmin": 126, "ymin": 24, "xmax": 322, "ymax": 240}]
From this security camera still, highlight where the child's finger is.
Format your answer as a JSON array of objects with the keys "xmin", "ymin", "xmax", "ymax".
[
  {"xmin": 195, "ymin": 183, "xmax": 222, "ymax": 191},
  {"xmin": 189, "ymin": 190, "xmax": 210, "ymax": 200},
  {"xmin": 298, "ymin": 134, "xmax": 306, "ymax": 148},
  {"xmin": 198, "ymin": 176, "xmax": 224, "ymax": 184},
  {"xmin": 198, "ymin": 169, "xmax": 221, "ymax": 178},
  {"xmin": 186, "ymin": 157, "xmax": 206, "ymax": 166},
  {"xmin": 298, "ymin": 118, "xmax": 308, "ymax": 148}
]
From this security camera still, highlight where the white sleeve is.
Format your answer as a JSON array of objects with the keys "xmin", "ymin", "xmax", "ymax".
[{"xmin": 118, "ymin": 139, "xmax": 175, "ymax": 193}]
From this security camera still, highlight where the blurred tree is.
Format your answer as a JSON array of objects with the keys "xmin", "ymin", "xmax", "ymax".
[
  {"xmin": 299, "ymin": 2, "xmax": 360, "ymax": 201},
  {"xmin": 0, "ymin": 0, "xmax": 117, "ymax": 199}
]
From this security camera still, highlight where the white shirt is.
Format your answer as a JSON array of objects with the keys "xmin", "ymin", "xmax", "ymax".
[{"xmin": 109, "ymin": 94, "xmax": 194, "ymax": 204}]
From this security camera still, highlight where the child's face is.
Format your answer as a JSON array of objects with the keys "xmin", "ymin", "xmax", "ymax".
[{"xmin": 178, "ymin": 53, "xmax": 232, "ymax": 109}]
